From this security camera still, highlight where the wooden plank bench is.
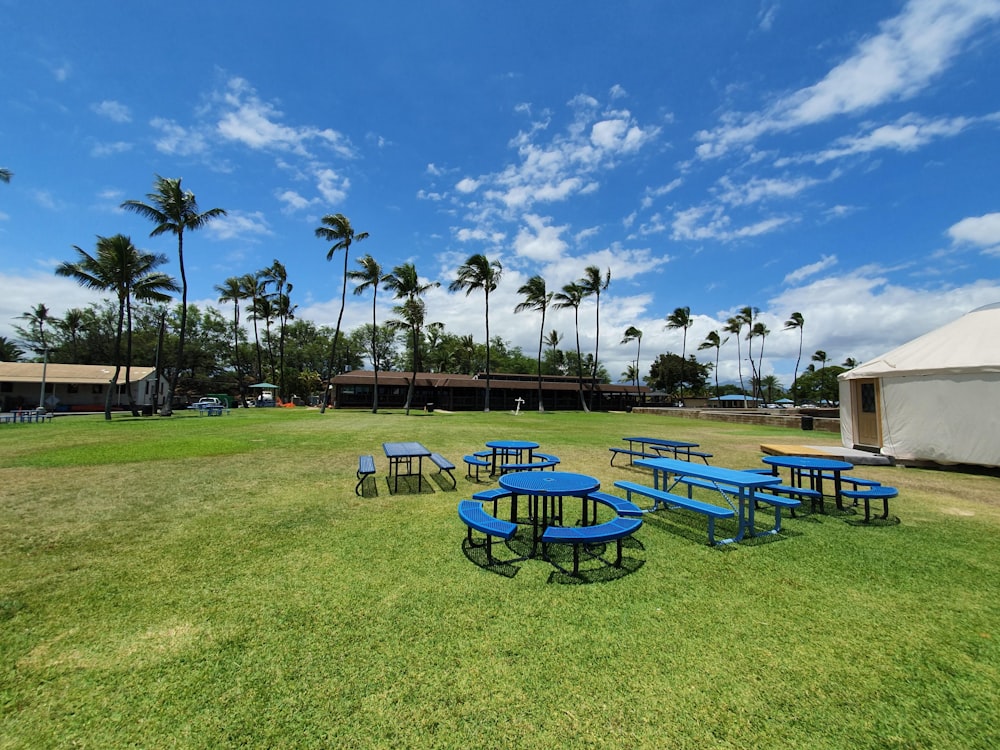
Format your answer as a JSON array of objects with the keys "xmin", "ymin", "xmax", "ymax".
[
  {"xmin": 463, "ymin": 455, "xmax": 490, "ymax": 481},
  {"xmin": 429, "ymin": 452, "xmax": 457, "ymax": 488},
  {"xmin": 614, "ymin": 480, "xmax": 735, "ymax": 545},
  {"xmin": 841, "ymin": 486, "xmax": 897, "ymax": 522},
  {"xmin": 540, "ymin": 516, "xmax": 642, "ymax": 576},
  {"xmin": 356, "ymin": 454, "xmax": 376, "ymax": 495},
  {"xmin": 457, "ymin": 500, "xmax": 518, "ymax": 564}
]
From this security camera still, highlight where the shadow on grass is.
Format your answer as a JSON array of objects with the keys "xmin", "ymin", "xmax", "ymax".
[
  {"xmin": 460, "ymin": 527, "xmax": 646, "ymax": 584},
  {"xmin": 638, "ymin": 507, "xmax": 803, "ymax": 549}
]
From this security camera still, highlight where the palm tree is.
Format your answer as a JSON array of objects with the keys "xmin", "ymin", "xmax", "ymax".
[
  {"xmin": 553, "ymin": 282, "xmax": 589, "ymax": 412},
  {"xmin": 384, "ymin": 262, "xmax": 438, "ymax": 413},
  {"xmin": 698, "ymin": 329, "xmax": 728, "ymax": 400},
  {"xmin": 514, "ymin": 275, "xmax": 552, "ymax": 412},
  {"xmin": 215, "ymin": 276, "xmax": 246, "ymax": 406},
  {"xmin": 621, "ymin": 325, "xmax": 643, "ymax": 405},
  {"xmin": 812, "ymin": 350, "xmax": 829, "ymax": 369},
  {"xmin": 783, "ymin": 312, "xmax": 805, "ymax": 406},
  {"xmin": 737, "ymin": 306, "xmax": 758, "ymax": 399},
  {"xmin": 449, "ymin": 254, "xmax": 502, "ymax": 412},
  {"xmin": 262, "ymin": 260, "xmax": 294, "ymax": 399},
  {"xmin": 580, "ymin": 266, "xmax": 611, "ymax": 410},
  {"xmin": 724, "ymin": 315, "xmax": 747, "ymax": 405},
  {"xmin": 121, "ymin": 176, "xmax": 226, "ymax": 415},
  {"xmin": 760, "ymin": 374, "xmax": 781, "ymax": 404},
  {"xmin": 240, "ymin": 273, "xmax": 267, "ymax": 381},
  {"xmin": 54, "ymin": 308, "xmax": 86, "ymax": 363},
  {"xmin": 315, "ymin": 213, "xmax": 369, "ymax": 413},
  {"xmin": 665, "ymin": 306, "xmax": 694, "ymax": 398},
  {"xmin": 0, "ymin": 168, "xmax": 11, "ymax": 183},
  {"xmin": 843, "ymin": 357, "xmax": 859, "ymax": 368},
  {"xmin": 250, "ymin": 293, "xmax": 276, "ymax": 382},
  {"xmin": 386, "ymin": 296, "xmax": 426, "ymax": 416},
  {"xmin": 750, "ymin": 321, "xmax": 770, "ymax": 402},
  {"xmin": 347, "ymin": 254, "xmax": 387, "ymax": 413},
  {"xmin": 56, "ymin": 234, "xmax": 177, "ymax": 419},
  {"xmin": 621, "ymin": 363, "xmax": 639, "ymax": 385},
  {"xmin": 16, "ymin": 304, "xmax": 51, "ymax": 411},
  {"xmin": 0, "ymin": 336, "xmax": 24, "ymax": 361}
]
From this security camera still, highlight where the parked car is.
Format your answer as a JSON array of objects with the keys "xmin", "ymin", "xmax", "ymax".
[{"xmin": 189, "ymin": 397, "xmax": 223, "ymax": 410}]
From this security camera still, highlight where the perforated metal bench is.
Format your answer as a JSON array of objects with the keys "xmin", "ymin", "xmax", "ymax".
[
  {"xmin": 356, "ymin": 454, "xmax": 376, "ymax": 495},
  {"xmin": 457, "ymin": 500, "xmax": 518, "ymax": 564},
  {"xmin": 615, "ymin": 480, "xmax": 735, "ymax": 545},
  {"xmin": 429, "ymin": 452, "xmax": 456, "ymax": 488},
  {"xmin": 540, "ymin": 516, "xmax": 642, "ymax": 576},
  {"xmin": 841, "ymin": 486, "xmax": 898, "ymax": 522}
]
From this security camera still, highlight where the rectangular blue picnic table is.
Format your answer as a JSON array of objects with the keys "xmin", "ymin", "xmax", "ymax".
[
  {"xmin": 383, "ymin": 441, "xmax": 432, "ymax": 492},
  {"xmin": 612, "ymin": 436, "xmax": 701, "ymax": 465},
  {"xmin": 634, "ymin": 457, "xmax": 782, "ymax": 544}
]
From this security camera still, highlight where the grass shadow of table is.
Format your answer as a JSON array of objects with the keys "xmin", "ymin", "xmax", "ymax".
[
  {"xmin": 384, "ymin": 474, "xmax": 437, "ymax": 496},
  {"xmin": 460, "ymin": 528, "xmax": 646, "ymax": 584}
]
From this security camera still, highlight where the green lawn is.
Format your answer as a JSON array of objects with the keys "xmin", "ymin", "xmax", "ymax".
[{"xmin": 1, "ymin": 408, "xmax": 998, "ymax": 749}]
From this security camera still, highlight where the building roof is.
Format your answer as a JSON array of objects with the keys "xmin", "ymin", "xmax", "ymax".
[
  {"xmin": 841, "ymin": 302, "xmax": 1000, "ymax": 380},
  {"xmin": 0, "ymin": 362, "xmax": 158, "ymax": 384},
  {"xmin": 332, "ymin": 370, "xmax": 648, "ymax": 393}
]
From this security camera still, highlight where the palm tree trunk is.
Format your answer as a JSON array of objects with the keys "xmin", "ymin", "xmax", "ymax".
[
  {"xmin": 535, "ymin": 312, "xmax": 545, "ymax": 412},
  {"xmin": 164, "ymin": 230, "xmax": 186, "ymax": 416}
]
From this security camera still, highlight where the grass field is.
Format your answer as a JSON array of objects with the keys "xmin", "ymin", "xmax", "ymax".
[{"xmin": 1, "ymin": 408, "xmax": 998, "ymax": 749}]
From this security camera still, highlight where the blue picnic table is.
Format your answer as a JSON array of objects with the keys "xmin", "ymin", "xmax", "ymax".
[
  {"xmin": 383, "ymin": 441, "xmax": 432, "ymax": 492},
  {"xmin": 634, "ymin": 457, "xmax": 784, "ymax": 544}
]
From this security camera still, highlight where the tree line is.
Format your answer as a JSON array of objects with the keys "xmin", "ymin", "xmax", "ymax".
[{"xmin": 4, "ymin": 173, "xmax": 850, "ymax": 417}]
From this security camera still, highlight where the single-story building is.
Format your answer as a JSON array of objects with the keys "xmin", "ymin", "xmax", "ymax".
[
  {"xmin": 330, "ymin": 370, "xmax": 649, "ymax": 411},
  {"xmin": 0, "ymin": 362, "xmax": 167, "ymax": 413}
]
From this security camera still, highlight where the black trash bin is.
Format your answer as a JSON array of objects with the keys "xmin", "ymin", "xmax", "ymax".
[
  {"xmin": 801, "ymin": 415, "xmax": 814, "ymax": 431},
  {"xmin": 425, "ymin": 403, "xmax": 434, "ymax": 413},
  {"xmin": 141, "ymin": 404, "xmax": 154, "ymax": 417}
]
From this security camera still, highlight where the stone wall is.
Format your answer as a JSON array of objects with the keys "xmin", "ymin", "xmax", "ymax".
[{"xmin": 631, "ymin": 407, "xmax": 841, "ymax": 433}]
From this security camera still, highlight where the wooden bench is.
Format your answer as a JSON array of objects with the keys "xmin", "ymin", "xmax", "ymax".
[
  {"xmin": 540, "ymin": 516, "xmax": 642, "ymax": 576},
  {"xmin": 457, "ymin": 500, "xmax": 518, "ymax": 564},
  {"xmin": 429, "ymin": 452, "xmax": 456, "ymax": 488},
  {"xmin": 356, "ymin": 455, "xmax": 376, "ymax": 495},
  {"xmin": 614, "ymin": 480, "xmax": 735, "ymax": 545},
  {"xmin": 463, "ymin": 455, "xmax": 490, "ymax": 481},
  {"xmin": 841, "ymin": 486, "xmax": 897, "ymax": 522}
]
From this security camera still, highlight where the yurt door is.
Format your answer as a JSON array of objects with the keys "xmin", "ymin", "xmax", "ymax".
[{"xmin": 852, "ymin": 379, "xmax": 881, "ymax": 448}]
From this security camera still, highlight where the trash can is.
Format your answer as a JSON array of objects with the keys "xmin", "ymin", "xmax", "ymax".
[
  {"xmin": 425, "ymin": 403, "xmax": 435, "ymax": 413},
  {"xmin": 142, "ymin": 404, "xmax": 154, "ymax": 417},
  {"xmin": 801, "ymin": 415, "xmax": 814, "ymax": 431}
]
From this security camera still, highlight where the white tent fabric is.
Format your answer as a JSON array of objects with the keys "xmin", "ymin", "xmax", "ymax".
[{"xmin": 839, "ymin": 303, "xmax": 1000, "ymax": 467}]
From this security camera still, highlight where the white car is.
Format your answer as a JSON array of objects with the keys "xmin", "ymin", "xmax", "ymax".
[{"xmin": 190, "ymin": 397, "xmax": 223, "ymax": 410}]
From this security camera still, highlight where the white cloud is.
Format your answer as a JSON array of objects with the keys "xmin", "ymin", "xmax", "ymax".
[
  {"xmin": 697, "ymin": 0, "xmax": 1000, "ymax": 158},
  {"xmin": 716, "ymin": 173, "xmax": 822, "ymax": 206},
  {"xmin": 455, "ymin": 177, "xmax": 480, "ymax": 193},
  {"xmin": 783, "ymin": 254, "xmax": 838, "ymax": 284},
  {"xmin": 212, "ymin": 77, "xmax": 355, "ymax": 159},
  {"xmin": 947, "ymin": 211, "xmax": 1000, "ymax": 254},
  {"xmin": 315, "ymin": 168, "xmax": 350, "ymax": 205},
  {"xmin": 207, "ymin": 210, "xmax": 272, "ymax": 241},
  {"xmin": 90, "ymin": 141, "xmax": 132, "ymax": 158},
  {"xmin": 151, "ymin": 117, "xmax": 209, "ymax": 156},
  {"xmin": 671, "ymin": 204, "xmax": 791, "ymax": 241},
  {"xmin": 513, "ymin": 214, "xmax": 569, "ymax": 261},
  {"xmin": 92, "ymin": 100, "xmax": 132, "ymax": 123},
  {"xmin": 276, "ymin": 189, "xmax": 319, "ymax": 213}
]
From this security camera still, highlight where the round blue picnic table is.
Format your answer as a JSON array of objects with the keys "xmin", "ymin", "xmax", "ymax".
[
  {"xmin": 761, "ymin": 455, "xmax": 854, "ymax": 511},
  {"xmin": 485, "ymin": 439, "xmax": 540, "ymax": 473},
  {"xmin": 499, "ymin": 471, "xmax": 600, "ymax": 556}
]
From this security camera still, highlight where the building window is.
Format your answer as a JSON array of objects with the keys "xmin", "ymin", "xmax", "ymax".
[
  {"xmin": 67, "ymin": 384, "xmax": 79, "ymax": 394},
  {"xmin": 0, "ymin": 382, "xmax": 11, "ymax": 393},
  {"xmin": 92, "ymin": 384, "xmax": 103, "ymax": 394}
]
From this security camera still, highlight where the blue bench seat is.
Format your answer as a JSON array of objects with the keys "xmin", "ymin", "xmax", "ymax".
[
  {"xmin": 609, "ymin": 447, "xmax": 661, "ymax": 466},
  {"xmin": 587, "ymin": 490, "xmax": 644, "ymax": 518},
  {"xmin": 614, "ymin": 480, "xmax": 734, "ymax": 545},
  {"xmin": 458, "ymin": 500, "xmax": 518, "ymax": 564},
  {"xmin": 429, "ymin": 452, "xmax": 456, "ymax": 488},
  {"xmin": 841, "ymin": 486, "xmax": 898, "ymax": 522},
  {"xmin": 463, "ymin": 455, "xmax": 490, "ymax": 481},
  {"xmin": 540, "ymin": 516, "xmax": 642, "ymax": 575},
  {"xmin": 356, "ymin": 454, "xmax": 376, "ymax": 495}
]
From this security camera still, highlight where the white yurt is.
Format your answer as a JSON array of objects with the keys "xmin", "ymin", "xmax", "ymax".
[{"xmin": 838, "ymin": 303, "xmax": 1000, "ymax": 468}]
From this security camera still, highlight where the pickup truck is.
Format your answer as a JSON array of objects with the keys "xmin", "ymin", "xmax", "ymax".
[{"xmin": 190, "ymin": 397, "xmax": 223, "ymax": 408}]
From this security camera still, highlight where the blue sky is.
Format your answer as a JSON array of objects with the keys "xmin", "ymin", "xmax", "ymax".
[{"xmin": 2, "ymin": 0, "xmax": 999, "ymax": 388}]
